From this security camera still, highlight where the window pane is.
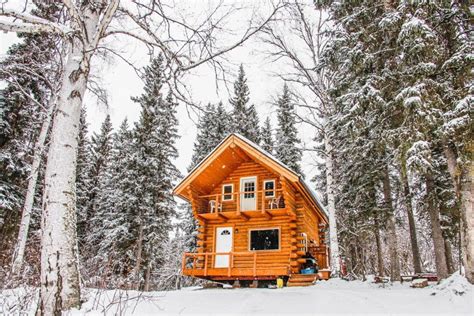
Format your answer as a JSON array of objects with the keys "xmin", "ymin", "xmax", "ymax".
[
  {"xmin": 264, "ymin": 181, "xmax": 275, "ymax": 197},
  {"xmin": 250, "ymin": 229, "xmax": 279, "ymax": 250},
  {"xmin": 244, "ymin": 181, "xmax": 255, "ymax": 198},
  {"xmin": 223, "ymin": 185, "xmax": 232, "ymax": 200}
]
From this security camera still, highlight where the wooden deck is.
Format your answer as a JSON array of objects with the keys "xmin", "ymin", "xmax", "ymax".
[
  {"xmin": 197, "ymin": 207, "xmax": 291, "ymax": 222},
  {"xmin": 182, "ymin": 251, "xmax": 289, "ymax": 280}
]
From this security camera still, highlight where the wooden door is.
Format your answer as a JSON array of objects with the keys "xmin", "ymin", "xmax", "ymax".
[
  {"xmin": 240, "ymin": 176, "xmax": 257, "ymax": 211},
  {"xmin": 215, "ymin": 227, "xmax": 233, "ymax": 268}
]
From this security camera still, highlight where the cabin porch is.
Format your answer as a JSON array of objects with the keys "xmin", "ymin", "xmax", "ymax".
[{"xmin": 182, "ymin": 251, "xmax": 289, "ymax": 279}]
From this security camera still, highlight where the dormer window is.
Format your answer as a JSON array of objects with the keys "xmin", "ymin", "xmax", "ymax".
[
  {"xmin": 222, "ymin": 184, "xmax": 234, "ymax": 201},
  {"xmin": 263, "ymin": 180, "xmax": 275, "ymax": 198}
]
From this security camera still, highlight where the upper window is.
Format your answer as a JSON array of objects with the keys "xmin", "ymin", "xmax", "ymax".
[
  {"xmin": 250, "ymin": 228, "xmax": 280, "ymax": 251},
  {"xmin": 222, "ymin": 184, "xmax": 233, "ymax": 201},
  {"xmin": 263, "ymin": 180, "xmax": 275, "ymax": 198}
]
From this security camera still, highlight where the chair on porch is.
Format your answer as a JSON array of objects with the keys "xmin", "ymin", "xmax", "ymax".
[
  {"xmin": 209, "ymin": 200, "xmax": 222, "ymax": 213},
  {"xmin": 268, "ymin": 194, "xmax": 283, "ymax": 209}
]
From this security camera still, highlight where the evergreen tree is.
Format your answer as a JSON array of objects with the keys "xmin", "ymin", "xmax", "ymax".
[
  {"xmin": 87, "ymin": 119, "xmax": 137, "ymax": 282},
  {"xmin": 131, "ymin": 55, "xmax": 181, "ymax": 289},
  {"xmin": 76, "ymin": 107, "xmax": 90, "ymax": 245},
  {"xmin": 85, "ymin": 114, "xmax": 113, "ymax": 228},
  {"xmin": 229, "ymin": 64, "xmax": 261, "ymax": 143},
  {"xmin": 0, "ymin": 1, "xmax": 61, "ymax": 256},
  {"xmin": 275, "ymin": 84, "xmax": 302, "ymax": 174},
  {"xmin": 261, "ymin": 117, "xmax": 274, "ymax": 154},
  {"xmin": 189, "ymin": 102, "xmax": 230, "ymax": 170}
]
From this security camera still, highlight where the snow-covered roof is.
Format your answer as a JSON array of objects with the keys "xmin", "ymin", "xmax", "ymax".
[{"xmin": 174, "ymin": 133, "xmax": 328, "ymax": 219}]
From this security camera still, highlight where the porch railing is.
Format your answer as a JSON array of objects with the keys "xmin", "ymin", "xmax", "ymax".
[
  {"xmin": 182, "ymin": 251, "xmax": 258, "ymax": 277},
  {"xmin": 197, "ymin": 189, "xmax": 285, "ymax": 213}
]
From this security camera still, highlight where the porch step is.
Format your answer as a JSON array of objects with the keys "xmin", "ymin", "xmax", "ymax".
[
  {"xmin": 287, "ymin": 281, "xmax": 315, "ymax": 287},
  {"xmin": 287, "ymin": 273, "xmax": 318, "ymax": 287}
]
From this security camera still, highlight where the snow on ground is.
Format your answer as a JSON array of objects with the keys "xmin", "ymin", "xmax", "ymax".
[{"xmin": 1, "ymin": 275, "xmax": 473, "ymax": 315}]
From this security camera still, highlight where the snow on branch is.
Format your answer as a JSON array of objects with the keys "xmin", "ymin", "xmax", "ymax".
[{"xmin": 0, "ymin": 7, "xmax": 70, "ymax": 34}]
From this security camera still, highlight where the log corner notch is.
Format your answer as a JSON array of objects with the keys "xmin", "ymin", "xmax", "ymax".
[{"xmin": 173, "ymin": 134, "xmax": 330, "ymax": 282}]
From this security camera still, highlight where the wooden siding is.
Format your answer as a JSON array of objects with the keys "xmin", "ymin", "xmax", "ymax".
[
  {"xmin": 201, "ymin": 216, "xmax": 292, "ymax": 270},
  {"xmin": 208, "ymin": 160, "xmax": 282, "ymax": 212}
]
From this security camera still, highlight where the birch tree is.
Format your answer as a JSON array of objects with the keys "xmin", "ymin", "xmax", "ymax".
[
  {"xmin": 260, "ymin": 1, "xmax": 341, "ymax": 274},
  {"xmin": 0, "ymin": 0, "xmax": 284, "ymax": 313}
]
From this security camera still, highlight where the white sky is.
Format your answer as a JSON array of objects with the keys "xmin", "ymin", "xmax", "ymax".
[{"xmin": 0, "ymin": 1, "xmax": 322, "ymax": 185}]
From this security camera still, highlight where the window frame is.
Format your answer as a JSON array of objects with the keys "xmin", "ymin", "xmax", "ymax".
[
  {"xmin": 222, "ymin": 183, "xmax": 234, "ymax": 202},
  {"xmin": 300, "ymin": 232, "xmax": 308, "ymax": 253},
  {"xmin": 248, "ymin": 227, "xmax": 281, "ymax": 252},
  {"xmin": 263, "ymin": 179, "xmax": 276, "ymax": 198}
]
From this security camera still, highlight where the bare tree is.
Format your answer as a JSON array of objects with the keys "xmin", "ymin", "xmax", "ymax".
[
  {"xmin": 0, "ymin": 0, "xmax": 284, "ymax": 313},
  {"xmin": 259, "ymin": 0, "xmax": 341, "ymax": 274}
]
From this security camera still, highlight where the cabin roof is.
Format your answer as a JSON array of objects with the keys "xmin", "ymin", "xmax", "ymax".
[{"xmin": 173, "ymin": 133, "xmax": 328, "ymax": 220}]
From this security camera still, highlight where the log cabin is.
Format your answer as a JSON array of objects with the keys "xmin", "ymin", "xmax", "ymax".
[{"xmin": 173, "ymin": 133, "xmax": 330, "ymax": 287}]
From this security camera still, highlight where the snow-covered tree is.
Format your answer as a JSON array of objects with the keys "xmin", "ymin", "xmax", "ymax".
[
  {"xmin": 275, "ymin": 84, "xmax": 302, "ymax": 174},
  {"xmin": 190, "ymin": 102, "xmax": 230, "ymax": 169},
  {"xmin": 76, "ymin": 107, "xmax": 90, "ymax": 245},
  {"xmin": 84, "ymin": 114, "xmax": 113, "ymax": 231},
  {"xmin": 261, "ymin": 117, "xmax": 274, "ymax": 154},
  {"xmin": 131, "ymin": 56, "xmax": 181, "ymax": 290},
  {"xmin": 229, "ymin": 65, "xmax": 261, "ymax": 143}
]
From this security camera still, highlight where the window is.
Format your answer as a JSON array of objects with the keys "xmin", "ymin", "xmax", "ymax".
[
  {"xmin": 222, "ymin": 184, "xmax": 233, "ymax": 201},
  {"xmin": 243, "ymin": 180, "xmax": 255, "ymax": 199},
  {"xmin": 263, "ymin": 180, "xmax": 275, "ymax": 198},
  {"xmin": 249, "ymin": 228, "xmax": 280, "ymax": 251},
  {"xmin": 300, "ymin": 233, "xmax": 308, "ymax": 253}
]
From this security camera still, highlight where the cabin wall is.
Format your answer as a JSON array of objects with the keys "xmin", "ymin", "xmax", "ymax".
[
  {"xmin": 201, "ymin": 216, "xmax": 292, "ymax": 272},
  {"xmin": 295, "ymin": 193, "xmax": 320, "ymax": 243},
  {"xmin": 294, "ymin": 192, "xmax": 329, "ymax": 270},
  {"xmin": 208, "ymin": 161, "xmax": 282, "ymax": 212}
]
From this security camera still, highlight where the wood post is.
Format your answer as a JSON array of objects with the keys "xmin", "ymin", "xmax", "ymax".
[
  {"xmin": 253, "ymin": 252, "xmax": 257, "ymax": 276},
  {"xmin": 182, "ymin": 253, "xmax": 186, "ymax": 272}
]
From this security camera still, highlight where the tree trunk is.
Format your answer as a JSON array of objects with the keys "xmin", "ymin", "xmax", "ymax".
[
  {"xmin": 382, "ymin": 165, "xmax": 401, "ymax": 281},
  {"xmin": 400, "ymin": 158, "xmax": 423, "ymax": 274},
  {"xmin": 11, "ymin": 95, "xmax": 56, "ymax": 276},
  {"xmin": 425, "ymin": 173, "xmax": 449, "ymax": 280},
  {"xmin": 37, "ymin": 37, "xmax": 92, "ymax": 314},
  {"xmin": 444, "ymin": 238, "xmax": 455, "ymax": 274},
  {"xmin": 460, "ymin": 142, "xmax": 473, "ymax": 283},
  {"xmin": 374, "ymin": 214, "xmax": 384, "ymax": 277},
  {"xmin": 324, "ymin": 133, "xmax": 341, "ymax": 275},
  {"xmin": 443, "ymin": 144, "xmax": 461, "ymax": 199},
  {"xmin": 134, "ymin": 219, "xmax": 144, "ymax": 290}
]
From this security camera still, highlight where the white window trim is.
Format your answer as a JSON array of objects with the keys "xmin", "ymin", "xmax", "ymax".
[
  {"xmin": 263, "ymin": 179, "xmax": 276, "ymax": 198},
  {"xmin": 248, "ymin": 227, "xmax": 281, "ymax": 252},
  {"xmin": 222, "ymin": 184, "xmax": 234, "ymax": 201},
  {"xmin": 300, "ymin": 233, "xmax": 308, "ymax": 253}
]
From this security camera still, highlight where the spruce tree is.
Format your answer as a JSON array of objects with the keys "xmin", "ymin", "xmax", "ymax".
[
  {"xmin": 84, "ymin": 114, "xmax": 113, "ymax": 228},
  {"xmin": 76, "ymin": 107, "xmax": 90, "ymax": 245},
  {"xmin": 189, "ymin": 102, "xmax": 230, "ymax": 169},
  {"xmin": 261, "ymin": 117, "xmax": 274, "ymax": 154},
  {"xmin": 229, "ymin": 64, "xmax": 261, "ymax": 143},
  {"xmin": 131, "ymin": 55, "xmax": 180, "ymax": 289},
  {"xmin": 275, "ymin": 84, "xmax": 302, "ymax": 174},
  {"xmin": 0, "ymin": 1, "xmax": 61, "ymax": 254},
  {"xmin": 87, "ymin": 119, "xmax": 137, "ymax": 281}
]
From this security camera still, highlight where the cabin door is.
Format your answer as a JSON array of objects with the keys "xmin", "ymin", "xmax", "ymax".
[
  {"xmin": 240, "ymin": 176, "xmax": 257, "ymax": 211},
  {"xmin": 215, "ymin": 227, "xmax": 233, "ymax": 268}
]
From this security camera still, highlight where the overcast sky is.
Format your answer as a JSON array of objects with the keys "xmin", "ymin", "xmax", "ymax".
[{"xmin": 0, "ymin": 1, "xmax": 322, "ymax": 185}]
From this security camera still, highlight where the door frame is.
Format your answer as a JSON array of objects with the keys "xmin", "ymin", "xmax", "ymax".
[
  {"xmin": 213, "ymin": 224, "xmax": 235, "ymax": 268},
  {"xmin": 240, "ymin": 176, "xmax": 257, "ymax": 211}
]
